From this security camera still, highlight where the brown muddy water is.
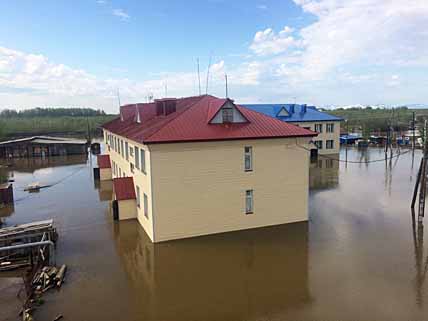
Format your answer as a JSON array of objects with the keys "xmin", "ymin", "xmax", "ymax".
[{"xmin": 0, "ymin": 147, "xmax": 427, "ymax": 321}]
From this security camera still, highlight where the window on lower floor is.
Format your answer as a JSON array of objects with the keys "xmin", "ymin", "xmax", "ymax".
[
  {"xmin": 245, "ymin": 190, "xmax": 253, "ymax": 214},
  {"xmin": 315, "ymin": 140, "xmax": 323, "ymax": 149},
  {"xmin": 144, "ymin": 193, "xmax": 148, "ymax": 219},
  {"xmin": 136, "ymin": 186, "xmax": 141, "ymax": 208},
  {"xmin": 326, "ymin": 140, "xmax": 334, "ymax": 149}
]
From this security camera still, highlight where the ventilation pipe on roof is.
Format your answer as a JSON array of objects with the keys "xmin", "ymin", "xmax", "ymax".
[{"xmin": 135, "ymin": 104, "xmax": 141, "ymax": 123}]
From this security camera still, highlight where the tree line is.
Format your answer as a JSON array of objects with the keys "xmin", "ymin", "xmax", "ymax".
[{"xmin": 0, "ymin": 107, "xmax": 108, "ymax": 118}]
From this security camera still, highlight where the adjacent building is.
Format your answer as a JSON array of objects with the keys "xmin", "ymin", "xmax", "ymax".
[
  {"xmin": 244, "ymin": 104, "xmax": 343, "ymax": 155},
  {"xmin": 0, "ymin": 136, "xmax": 87, "ymax": 158},
  {"xmin": 102, "ymin": 95, "xmax": 316, "ymax": 242}
]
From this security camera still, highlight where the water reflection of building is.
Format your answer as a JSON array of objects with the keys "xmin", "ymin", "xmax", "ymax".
[
  {"xmin": 113, "ymin": 221, "xmax": 310, "ymax": 321},
  {"xmin": 94, "ymin": 180, "xmax": 113, "ymax": 202},
  {"xmin": 309, "ymin": 155, "xmax": 339, "ymax": 191},
  {"xmin": 2, "ymin": 155, "xmax": 87, "ymax": 173}
]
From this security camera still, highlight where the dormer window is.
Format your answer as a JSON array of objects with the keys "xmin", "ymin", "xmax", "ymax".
[
  {"xmin": 222, "ymin": 105, "xmax": 233, "ymax": 123},
  {"xmin": 208, "ymin": 99, "xmax": 249, "ymax": 124}
]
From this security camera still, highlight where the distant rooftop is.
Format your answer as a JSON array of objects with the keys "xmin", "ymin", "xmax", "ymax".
[{"xmin": 244, "ymin": 104, "xmax": 343, "ymax": 123}]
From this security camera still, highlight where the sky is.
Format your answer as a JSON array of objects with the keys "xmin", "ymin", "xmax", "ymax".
[{"xmin": 0, "ymin": 0, "xmax": 427, "ymax": 113}]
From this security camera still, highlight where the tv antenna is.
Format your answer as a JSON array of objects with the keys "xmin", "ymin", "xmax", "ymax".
[
  {"xmin": 205, "ymin": 54, "xmax": 212, "ymax": 95},
  {"xmin": 197, "ymin": 58, "xmax": 201, "ymax": 96},
  {"xmin": 225, "ymin": 73, "xmax": 228, "ymax": 98}
]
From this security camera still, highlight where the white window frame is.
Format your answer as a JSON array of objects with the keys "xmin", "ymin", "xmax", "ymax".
[
  {"xmin": 244, "ymin": 146, "xmax": 253, "ymax": 172},
  {"xmin": 326, "ymin": 140, "xmax": 334, "ymax": 149},
  {"xmin": 245, "ymin": 190, "xmax": 254, "ymax": 214}
]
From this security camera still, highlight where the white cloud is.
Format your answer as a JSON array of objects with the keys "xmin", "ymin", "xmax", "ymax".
[
  {"xmin": 96, "ymin": 0, "xmax": 106, "ymax": 4},
  {"xmin": 250, "ymin": 26, "xmax": 299, "ymax": 56},
  {"xmin": 257, "ymin": 4, "xmax": 268, "ymax": 10},
  {"xmin": 112, "ymin": 8, "xmax": 130, "ymax": 21}
]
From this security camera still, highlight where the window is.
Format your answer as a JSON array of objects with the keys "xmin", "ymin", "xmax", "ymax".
[
  {"xmin": 315, "ymin": 124, "xmax": 323, "ymax": 133},
  {"xmin": 135, "ymin": 146, "xmax": 140, "ymax": 169},
  {"xmin": 245, "ymin": 190, "xmax": 254, "ymax": 214},
  {"xmin": 140, "ymin": 149, "xmax": 146, "ymax": 173},
  {"xmin": 222, "ymin": 106, "xmax": 233, "ymax": 123},
  {"xmin": 326, "ymin": 140, "xmax": 334, "ymax": 149},
  {"xmin": 136, "ymin": 186, "xmax": 141, "ymax": 208},
  {"xmin": 121, "ymin": 140, "xmax": 124, "ymax": 157},
  {"xmin": 144, "ymin": 193, "xmax": 148, "ymax": 218},
  {"xmin": 326, "ymin": 123, "xmax": 334, "ymax": 133},
  {"xmin": 130, "ymin": 146, "xmax": 134, "ymax": 157},
  {"xmin": 315, "ymin": 140, "xmax": 323, "ymax": 149},
  {"xmin": 244, "ymin": 146, "xmax": 253, "ymax": 172},
  {"xmin": 125, "ymin": 142, "xmax": 129, "ymax": 161},
  {"xmin": 130, "ymin": 163, "xmax": 134, "ymax": 173}
]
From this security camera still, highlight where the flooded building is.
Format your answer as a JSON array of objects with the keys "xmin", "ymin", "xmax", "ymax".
[
  {"xmin": 102, "ymin": 95, "xmax": 316, "ymax": 242},
  {"xmin": 0, "ymin": 136, "xmax": 87, "ymax": 158},
  {"xmin": 244, "ymin": 104, "xmax": 343, "ymax": 155}
]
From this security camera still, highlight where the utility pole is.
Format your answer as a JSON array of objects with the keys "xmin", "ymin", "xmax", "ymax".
[{"xmin": 413, "ymin": 111, "xmax": 416, "ymax": 152}]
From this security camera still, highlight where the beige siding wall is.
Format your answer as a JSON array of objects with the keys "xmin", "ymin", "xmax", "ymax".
[
  {"xmin": 118, "ymin": 199, "xmax": 137, "ymax": 220},
  {"xmin": 103, "ymin": 129, "xmax": 154, "ymax": 241},
  {"xmin": 293, "ymin": 121, "xmax": 341, "ymax": 154},
  {"xmin": 100, "ymin": 168, "xmax": 112, "ymax": 181},
  {"xmin": 150, "ymin": 137, "xmax": 311, "ymax": 242}
]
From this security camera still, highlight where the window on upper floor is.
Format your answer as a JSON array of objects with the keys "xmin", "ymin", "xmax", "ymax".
[
  {"xmin": 315, "ymin": 140, "xmax": 323, "ymax": 149},
  {"xmin": 140, "ymin": 149, "xmax": 146, "ymax": 173},
  {"xmin": 245, "ymin": 190, "xmax": 254, "ymax": 214},
  {"xmin": 121, "ymin": 140, "xmax": 124, "ymax": 157},
  {"xmin": 244, "ymin": 146, "xmax": 253, "ymax": 172},
  {"xmin": 125, "ymin": 142, "xmax": 129, "ymax": 161},
  {"xmin": 326, "ymin": 123, "xmax": 334, "ymax": 133},
  {"xmin": 315, "ymin": 124, "xmax": 323, "ymax": 133},
  {"xmin": 135, "ymin": 146, "xmax": 140, "ymax": 169}
]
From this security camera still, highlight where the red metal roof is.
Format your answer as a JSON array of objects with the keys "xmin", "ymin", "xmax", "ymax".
[
  {"xmin": 97, "ymin": 154, "xmax": 111, "ymax": 169},
  {"xmin": 103, "ymin": 95, "xmax": 317, "ymax": 144},
  {"xmin": 113, "ymin": 177, "xmax": 136, "ymax": 201}
]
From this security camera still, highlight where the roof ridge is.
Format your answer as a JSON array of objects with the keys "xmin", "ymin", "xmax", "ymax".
[{"xmin": 144, "ymin": 96, "xmax": 206, "ymax": 142}]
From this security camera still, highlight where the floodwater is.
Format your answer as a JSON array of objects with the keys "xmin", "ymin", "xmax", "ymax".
[{"xmin": 1, "ymin": 147, "xmax": 427, "ymax": 321}]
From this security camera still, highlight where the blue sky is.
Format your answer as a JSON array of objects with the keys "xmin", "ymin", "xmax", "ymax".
[{"xmin": 0, "ymin": 0, "xmax": 427, "ymax": 112}]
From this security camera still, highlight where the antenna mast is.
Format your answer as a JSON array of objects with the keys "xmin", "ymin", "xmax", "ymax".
[
  {"xmin": 225, "ymin": 74, "xmax": 228, "ymax": 98},
  {"xmin": 205, "ymin": 54, "xmax": 212, "ymax": 95},
  {"xmin": 197, "ymin": 58, "xmax": 201, "ymax": 96},
  {"xmin": 117, "ymin": 88, "xmax": 121, "ymax": 107}
]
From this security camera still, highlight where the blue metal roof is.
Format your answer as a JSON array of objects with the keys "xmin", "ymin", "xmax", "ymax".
[{"xmin": 243, "ymin": 104, "xmax": 343, "ymax": 122}]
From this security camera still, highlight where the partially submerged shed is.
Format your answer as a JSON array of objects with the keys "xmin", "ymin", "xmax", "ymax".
[
  {"xmin": 97, "ymin": 154, "xmax": 112, "ymax": 181},
  {"xmin": 112, "ymin": 177, "xmax": 137, "ymax": 221},
  {"xmin": 0, "ymin": 136, "xmax": 87, "ymax": 158},
  {"xmin": 0, "ymin": 183, "xmax": 14, "ymax": 205}
]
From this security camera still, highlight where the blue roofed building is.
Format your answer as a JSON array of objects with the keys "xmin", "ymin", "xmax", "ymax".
[{"xmin": 244, "ymin": 104, "xmax": 343, "ymax": 155}]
